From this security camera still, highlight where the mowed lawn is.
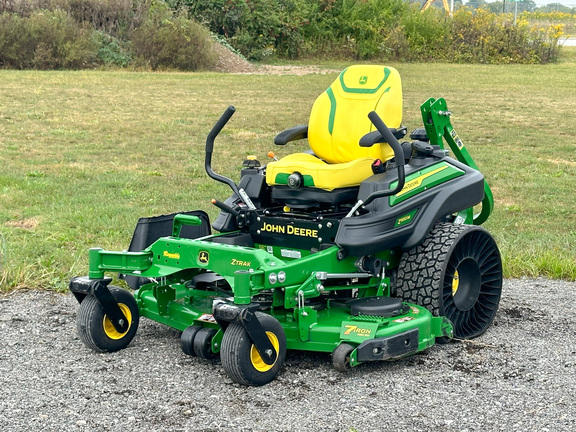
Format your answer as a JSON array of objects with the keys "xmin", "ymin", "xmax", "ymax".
[{"xmin": 1, "ymin": 52, "xmax": 575, "ymax": 290}]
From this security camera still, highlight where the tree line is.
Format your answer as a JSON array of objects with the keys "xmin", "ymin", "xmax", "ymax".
[{"xmin": 0, "ymin": 0, "xmax": 570, "ymax": 70}]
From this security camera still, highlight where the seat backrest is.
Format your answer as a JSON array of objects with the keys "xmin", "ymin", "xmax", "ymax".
[{"xmin": 308, "ymin": 65, "xmax": 402, "ymax": 164}]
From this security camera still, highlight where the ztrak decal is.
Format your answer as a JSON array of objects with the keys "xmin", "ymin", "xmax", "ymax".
[
  {"xmin": 231, "ymin": 258, "xmax": 251, "ymax": 267},
  {"xmin": 395, "ymin": 209, "xmax": 418, "ymax": 228}
]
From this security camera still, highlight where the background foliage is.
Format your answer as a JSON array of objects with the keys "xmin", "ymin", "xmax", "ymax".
[{"xmin": 0, "ymin": 0, "xmax": 572, "ymax": 69}]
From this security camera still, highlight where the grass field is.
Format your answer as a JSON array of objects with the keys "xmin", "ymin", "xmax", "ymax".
[{"xmin": 1, "ymin": 50, "xmax": 575, "ymax": 291}]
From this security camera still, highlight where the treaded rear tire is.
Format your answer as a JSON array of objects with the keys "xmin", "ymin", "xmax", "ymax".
[
  {"xmin": 76, "ymin": 286, "xmax": 139, "ymax": 353},
  {"xmin": 396, "ymin": 223, "xmax": 502, "ymax": 340}
]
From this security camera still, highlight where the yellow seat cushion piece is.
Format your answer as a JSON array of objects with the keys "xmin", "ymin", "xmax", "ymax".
[
  {"xmin": 266, "ymin": 153, "xmax": 374, "ymax": 191},
  {"xmin": 267, "ymin": 65, "xmax": 403, "ymax": 192},
  {"xmin": 308, "ymin": 65, "xmax": 402, "ymax": 164}
]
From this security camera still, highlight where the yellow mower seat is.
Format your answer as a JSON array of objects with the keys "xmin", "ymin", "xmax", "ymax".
[{"xmin": 266, "ymin": 65, "xmax": 403, "ymax": 192}]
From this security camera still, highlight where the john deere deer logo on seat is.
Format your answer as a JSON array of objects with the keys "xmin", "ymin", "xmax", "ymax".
[
  {"xmin": 199, "ymin": 251, "xmax": 209, "ymax": 264},
  {"xmin": 359, "ymin": 76, "xmax": 368, "ymax": 85}
]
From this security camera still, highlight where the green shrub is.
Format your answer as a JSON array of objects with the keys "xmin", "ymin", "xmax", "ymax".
[
  {"xmin": 450, "ymin": 8, "xmax": 563, "ymax": 64},
  {"xmin": 92, "ymin": 30, "xmax": 132, "ymax": 67},
  {"xmin": 58, "ymin": 0, "xmax": 150, "ymax": 38},
  {"xmin": 0, "ymin": 9, "xmax": 98, "ymax": 69},
  {"xmin": 183, "ymin": 0, "xmax": 309, "ymax": 60},
  {"xmin": 1, "ymin": 0, "xmax": 152, "ymax": 38},
  {"xmin": 131, "ymin": 4, "xmax": 216, "ymax": 70}
]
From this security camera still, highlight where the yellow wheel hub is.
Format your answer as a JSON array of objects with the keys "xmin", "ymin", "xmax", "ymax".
[
  {"xmin": 103, "ymin": 303, "xmax": 131, "ymax": 340},
  {"xmin": 250, "ymin": 331, "xmax": 279, "ymax": 372},
  {"xmin": 452, "ymin": 270, "xmax": 460, "ymax": 296}
]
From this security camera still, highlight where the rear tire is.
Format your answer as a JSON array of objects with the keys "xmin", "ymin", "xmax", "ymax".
[
  {"xmin": 396, "ymin": 223, "xmax": 502, "ymax": 340},
  {"xmin": 76, "ymin": 286, "xmax": 139, "ymax": 352}
]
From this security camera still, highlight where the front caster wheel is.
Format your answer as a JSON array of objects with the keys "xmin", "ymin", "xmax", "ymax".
[
  {"xmin": 181, "ymin": 325, "xmax": 201, "ymax": 356},
  {"xmin": 76, "ymin": 286, "xmax": 139, "ymax": 352},
  {"xmin": 220, "ymin": 313, "xmax": 286, "ymax": 386},
  {"xmin": 332, "ymin": 343, "xmax": 355, "ymax": 372},
  {"xmin": 193, "ymin": 327, "xmax": 219, "ymax": 359}
]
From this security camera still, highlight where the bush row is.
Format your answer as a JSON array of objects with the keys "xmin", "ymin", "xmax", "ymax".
[
  {"xmin": 182, "ymin": 0, "xmax": 564, "ymax": 63},
  {"xmin": 0, "ymin": 1, "xmax": 216, "ymax": 70},
  {"xmin": 0, "ymin": 0, "xmax": 569, "ymax": 69}
]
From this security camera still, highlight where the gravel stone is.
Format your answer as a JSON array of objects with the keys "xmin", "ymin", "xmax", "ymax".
[{"xmin": 1, "ymin": 278, "xmax": 575, "ymax": 431}]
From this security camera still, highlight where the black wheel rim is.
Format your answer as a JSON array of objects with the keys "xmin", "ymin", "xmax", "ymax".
[{"xmin": 442, "ymin": 229, "xmax": 502, "ymax": 339}]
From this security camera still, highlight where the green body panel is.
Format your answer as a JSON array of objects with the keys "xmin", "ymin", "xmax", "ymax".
[
  {"xmin": 88, "ymin": 247, "xmax": 152, "ymax": 279},
  {"xmin": 388, "ymin": 161, "xmax": 465, "ymax": 206},
  {"xmin": 172, "ymin": 214, "xmax": 203, "ymax": 237},
  {"xmin": 420, "ymin": 97, "xmax": 494, "ymax": 225}
]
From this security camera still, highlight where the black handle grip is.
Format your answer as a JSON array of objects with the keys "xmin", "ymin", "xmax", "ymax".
[
  {"xmin": 367, "ymin": 111, "xmax": 405, "ymax": 167},
  {"xmin": 204, "ymin": 106, "xmax": 241, "ymax": 195},
  {"xmin": 358, "ymin": 112, "xmax": 407, "ymax": 209},
  {"xmin": 211, "ymin": 199, "xmax": 239, "ymax": 217},
  {"xmin": 206, "ymin": 106, "xmax": 236, "ymax": 154}
]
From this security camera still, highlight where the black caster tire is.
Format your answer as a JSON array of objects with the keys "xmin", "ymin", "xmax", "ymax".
[
  {"xmin": 76, "ymin": 286, "xmax": 139, "ymax": 353},
  {"xmin": 332, "ymin": 343, "xmax": 355, "ymax": 372},
  {"xmin": 193, "ymin": 327, "xmax": 219, "ymax": 359},
  {"xmin": 181, "ymin": 326, "xmax": 202, "ymax": 356},
  {"xmin": 396, "ymin": 223, "xmax": 502, "ymax": 340},
  {"xmin": 220, "ymin": 313, "xmax": 286, "ymax": 386}
]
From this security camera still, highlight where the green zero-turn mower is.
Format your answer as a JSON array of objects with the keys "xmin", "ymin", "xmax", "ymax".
[{"xmin": 70, "ymin": 65, "xmax": 502, "ymax": 386}]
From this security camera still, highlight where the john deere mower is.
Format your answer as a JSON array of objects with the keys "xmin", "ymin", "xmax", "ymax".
[{"xmin": 70, "ymin": 65, "xmax": 502, "ymax": 386}]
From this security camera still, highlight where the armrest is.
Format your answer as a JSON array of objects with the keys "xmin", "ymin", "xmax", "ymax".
[
  {"xmin": 359, "ymin": 127, "xmax": 407, "ymax": 147},
  {"xmin": 274, "ymin": 124, "xmax": 308, "ymax": 145}
]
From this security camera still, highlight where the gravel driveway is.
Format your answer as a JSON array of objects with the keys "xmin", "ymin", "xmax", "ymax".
[{"xmin": 1, "ymin": 278, "xmax": 575, "ymax": 432}]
